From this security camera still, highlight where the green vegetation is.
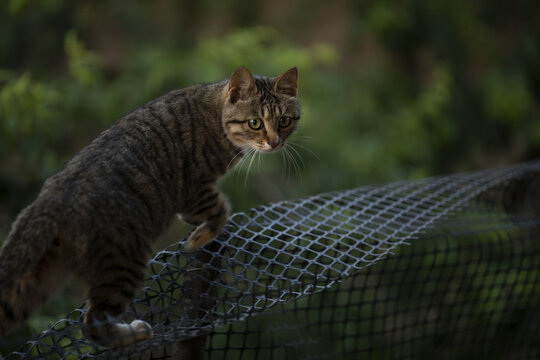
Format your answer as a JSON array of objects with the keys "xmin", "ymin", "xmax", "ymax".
[{"xmin": 1, "ymin": 0, "xmax": 539, "ymax": 353}]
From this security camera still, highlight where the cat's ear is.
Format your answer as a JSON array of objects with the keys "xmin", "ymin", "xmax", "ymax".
[
  {"xmin": 228, "ymin": 67, "xmax": 257, "ymax": 103},
  {"xmin": 274, "ymin": 67, "xmax": 298, "ymax": 97}
]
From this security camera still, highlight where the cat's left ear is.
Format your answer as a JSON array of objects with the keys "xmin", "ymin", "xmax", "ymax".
[{"xmin": 274, "ymin": 67, "xmax": 298, "ymax": 97}]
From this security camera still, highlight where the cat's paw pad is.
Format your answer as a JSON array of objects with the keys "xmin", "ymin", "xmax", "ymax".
[
  {"xmin": 184, "ymin": 225, "xmax": 214, "ymax": 252},
  {"xmin": 112, "ymin": 320, "xmax": 153, "ymax": 346}
]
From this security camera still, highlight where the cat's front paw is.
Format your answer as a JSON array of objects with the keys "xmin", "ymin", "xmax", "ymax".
[{"xmin": 184, "ymin": 224, "xmax": 215, "ymax": 252}]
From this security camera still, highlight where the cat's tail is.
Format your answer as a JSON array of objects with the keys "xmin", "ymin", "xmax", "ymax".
[{"xmin": 0, "ymin": 203, "xmax": 69, "ymax": 335}]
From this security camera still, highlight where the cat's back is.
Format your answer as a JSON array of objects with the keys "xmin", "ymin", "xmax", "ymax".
[
  {"xmin": 36, "ymin": 91, "xmax": 188, "ymax": 221},
  {"xmin": 44, "ymin": 89, "xmax": 186, "ymax": 188}
]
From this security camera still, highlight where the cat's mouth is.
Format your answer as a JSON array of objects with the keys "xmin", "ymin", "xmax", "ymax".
[{"xmin": 255, "ymin": 143, "xmax": 283, "ymax": 153}]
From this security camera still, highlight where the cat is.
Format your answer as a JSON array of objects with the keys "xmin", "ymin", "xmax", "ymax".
[{"xmin": 0, "ymin": 66, "xmax": 300, "ymax": 347}]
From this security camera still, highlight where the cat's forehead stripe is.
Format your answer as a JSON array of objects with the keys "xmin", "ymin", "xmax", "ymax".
[
  {"xmin": 255, "ymin": 77, "xmax": 279, "ymax": 104},
  {"xmin": 274, "ymin": 104, "xmax": 281, "ymax": 117}
]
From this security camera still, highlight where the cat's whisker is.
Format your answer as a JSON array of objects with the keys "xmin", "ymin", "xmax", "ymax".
[
  {"xmin": 289, "ymin": 147, "xmax": 303, "ymax": 181},
  {"xmin": 280, "ymin": 151, "xmax": 287, "ymax": 178},
  {"xmin": 226, "ymin": 149, "xmax": 247, "ymax": 172},
  {"xmin": 256, "ymin": 149, "xmax": 262, "ymax": 166},
  {"xmin": 283, "ymin": 145, "xmax": 302, "ymax": 182},
  {"xmin": 240, "ymin": 149, "xmax": 256, "ymax": 177},
  {"xmin": 229, "ymin": 151, "xmax": 243, "ymax": 178},
  {"xmin": 284, "ymin": 147, "xmax": 292, "ymax": 181},
  {"xmin": 288, "ymin": 140, "xmax": 321, "ymax": 163},
  {"xmin": 289, "ymin": 149, "xmax": 301, "ymax": 181},
  {"xmin": 291, "ymin": 135, "xmax": 316, "ymax": 143},
  {"xmin": 257, "ymin": 151, "xmax": 263, "ymax": 174},
  {"xmin": 287, "ymin": 143, "xmax": 305, "ymax": 168},
  {"xmin": 244, "ymin": 149, "xmax": 258, "ymax": 185},
  {"xmin": 283, "ymin": 147, "xmax": 292, "ymax": 181},
  {"xmin": 231, "ymin": 148, "xmax": 254, "ymax": 181}
]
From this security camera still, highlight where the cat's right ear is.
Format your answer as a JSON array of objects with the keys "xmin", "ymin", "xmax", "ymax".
[{"xmin": 228, "ymin": 67, "xmax": 257, "ymax": 104}]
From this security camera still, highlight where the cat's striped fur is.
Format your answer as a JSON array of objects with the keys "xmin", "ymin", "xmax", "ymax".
[{"xmin": 0, "ymin": 67, "xmax": 299, "ymax": 346}]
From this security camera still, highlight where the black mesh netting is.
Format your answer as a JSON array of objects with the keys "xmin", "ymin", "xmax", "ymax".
[{"xmin": 2, "ymin": 160, "xmax": 540, "ymax": 359}]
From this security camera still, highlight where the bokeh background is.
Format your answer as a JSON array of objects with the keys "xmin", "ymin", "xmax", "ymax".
[{"xmin": 1, "ymin": 0, "xmax": 539, "ymax": 347}]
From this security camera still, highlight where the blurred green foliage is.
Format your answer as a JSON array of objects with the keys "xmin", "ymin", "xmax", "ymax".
[{"xmin": 1, "ymin": 0, "xmax": 539, "ymax": 348}]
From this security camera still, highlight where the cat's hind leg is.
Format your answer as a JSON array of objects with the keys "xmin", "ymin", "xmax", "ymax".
[
  {"xmin": 83, "ymin": 306, "xmax": 153, "ymax": 348},
  {"xmin": 83, "ymin": 283, "xmax": 153, "ymax": 347},
  {"xmin": 82, "ymin": 245, "xmax": 152, "ymax": 347}
]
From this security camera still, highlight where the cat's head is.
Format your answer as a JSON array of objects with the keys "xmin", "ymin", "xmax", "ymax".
[{"xmin": 222, "ymin": 67, "xmax": 300, "ymax": 153}]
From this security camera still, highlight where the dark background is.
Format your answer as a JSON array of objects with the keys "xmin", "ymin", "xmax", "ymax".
[{"xmin": 1, "ymin": 0, "xmax": 539, "ymax": 339}]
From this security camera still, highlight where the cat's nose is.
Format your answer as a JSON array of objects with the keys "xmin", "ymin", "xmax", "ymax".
[{"xmin": 268, "ymin": 138, "xmax": 280, "ymax": 148}]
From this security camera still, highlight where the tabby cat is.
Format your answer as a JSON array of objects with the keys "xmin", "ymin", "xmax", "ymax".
[{"xmin": 0, "ymin": 66, "xmax": 300, "ymax": 346}]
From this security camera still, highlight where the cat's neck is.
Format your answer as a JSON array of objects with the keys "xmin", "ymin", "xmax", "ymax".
[{"xmin": 188, "ymin": 81, "xmax": 246, "ymax": 172}]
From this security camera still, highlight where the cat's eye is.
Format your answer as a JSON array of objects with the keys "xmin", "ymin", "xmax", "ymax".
[
  {"xmin": 279, "ymin": 116, "xmax": 291, "ymax": 128},
  {"xmin": 248, "ymin": 118, "xmax": 263, "ymax": 130}
]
